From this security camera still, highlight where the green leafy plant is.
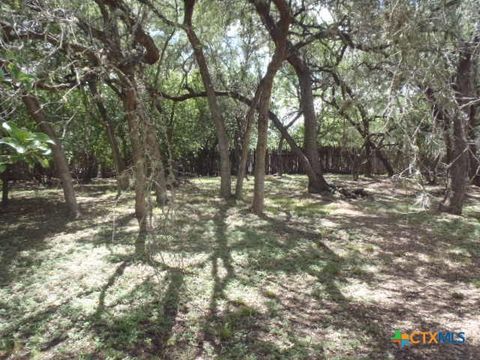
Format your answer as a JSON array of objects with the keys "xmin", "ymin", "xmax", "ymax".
[{"xmin": 0, "ymin": 121, "xmax": 54, "ymax": 172}]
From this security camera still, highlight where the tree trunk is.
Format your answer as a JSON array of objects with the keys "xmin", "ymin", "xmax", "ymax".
[
  {"xmin": 184, "ymin": 0, "xmax": 231, "ymax": 199},
  {"xmin": 81, "ymin": 152, "xmax": 98, "ymax": 183},
  {"xmin": 351, "ymin": 150, "xmax": 360, "ymax": 181},
  {"xmin": 277, "ymin": 136, "xmax": 284, "ymax": 176},
  {"xmin": 291, "ymin": 61, "xmax": 330, "ymax": 192},
  {"xmin": 439, "ymin": 43, "xmax": 474, "ymax": 215},
  {"xmin": 22, "ymin": 94, "xmax": 79, "ymax": 218},
  {"xmin": 155, "ymin": 88, "xmax": 333, "ymax": 193},
  {"xmin": 251, "ymin": 0, "xmax": 330, "ymax": 193},
  {"xmin": 443, "ymin": 117, "xmax": 454, "ymax": 165},
  {"xmin": 372, "ymin": 145, "xmax": 395, "ymax": 177},
  {"xmin": 236, "ymin": 84, "xmax": 263, "ymax": 198},
  {"xmin": 439, "ymin": 113, "xmax": 468, "ymax": 215},
  {"xmin": 252, "ymin": 106, "xmax": 269, "ymax": 214},
  {"xmin": 364, "ymin": 137, "xmax": 373, "ymax": 177},
  {"xmin": 88, "ymin": 80, "xmax": 128, "ymax": 189},
  {"xmin": 251, "ymin": 0, "xmax": 292, "ymax": 214},
  {"xmin": 121, "ymin": 75, "xmax": 148, "ymax": 233},
  {"xmin": 466, "ymin": 60, "xmax": 479, "ymax": 187},
  {"xmin": 144, "ymin": 119, "xmax": 168, "ymax": 205}
]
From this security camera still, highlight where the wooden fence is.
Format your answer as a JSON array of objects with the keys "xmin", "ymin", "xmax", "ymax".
[
  {"xmin": 178, "ymin": 146, "xmax": 396, "ymax": 176},
  {"xmin": 6, "ymin": 146, "xmax": 400, "ymax": 183}
]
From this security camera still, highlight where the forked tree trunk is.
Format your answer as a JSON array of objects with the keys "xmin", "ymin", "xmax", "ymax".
[
  {"xmin": 251, "ymin": 0, "xmax": 330, "ymax": 193},
  {"xmin": 252, "ymin": 0, "xmax": 292, "ymax": 214},
  {"xmin": 22, "ymin": 94, "xmax": 79, "ymax": 218},
  {"xmin": 236, "ymin": 85, "xmax": 262, "ymax": 198},
  {"xmin": 184, "ymin": 0, "xmax": 231, "ymax": 199}
]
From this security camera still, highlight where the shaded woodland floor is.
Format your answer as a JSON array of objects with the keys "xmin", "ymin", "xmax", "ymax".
[{"xmin": 0, "ymin": 175, "xmax": 479, "ymax": 359}]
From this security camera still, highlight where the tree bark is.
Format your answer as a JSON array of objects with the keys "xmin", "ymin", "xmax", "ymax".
[
  {"xmin": 235, "ymin": 84, "xmax": 262, "ymax": 198},
  {"xmin": 439, "ymin": 43, "xmax": 473, "ymax": 215},
  {"xmin": 371, "ymin": 142, "xmax": 394, "ymax": 177},
  {"xmin": 249, "ymin": 0, "xmax": 330, "ymax": 193},
  {"xmin": 121, "ymin": 75, "xmax": 148, "ymax": 233},
  {"xmin": 251, "ymin": 0, "xmax": 292, "ymax": 214},
  {"xmin": 466, "ymin": 50, "xmax": 479, "ymax": 187},
  {"xmin": 22, "ymin": 94, "xmax": 79, "ymax": 218},
  {"xmin": 291, "ymin": 60, "xmax": 330, "ymax": 191},
  {"xmin": 144, "ymin": 119, "xmax": 168, "ymax": 205},
  {"xmin": 277, "ymin": 136, "xmax": 284, "ymax": 176},
  {"xmin": 364, "ymin": 133, "xmax": 373, "ymax": 177},
  {"xmin": 88, "ymin": 80, "xmax": 129, "ymax": 189},
  {"xmin": 183, "ymin": 0, "xmax": 231, "ymax": 199},
  {"xmin": 155, "ymin": 89, "xmax": 327, "ymax": 192},
  {"xmin": 439, "ymin": 113, "xmax": 468, "ymax": 215}
]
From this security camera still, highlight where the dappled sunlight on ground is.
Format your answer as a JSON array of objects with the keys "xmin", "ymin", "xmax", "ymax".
[{"xmin": 1, "ymin": 175, "xmax": 479, "ymax": 359}]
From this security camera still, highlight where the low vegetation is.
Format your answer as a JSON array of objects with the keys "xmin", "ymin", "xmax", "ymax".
[{"xmin": 1, "ymin": 175, "xmax": 479, "ymax": 359}]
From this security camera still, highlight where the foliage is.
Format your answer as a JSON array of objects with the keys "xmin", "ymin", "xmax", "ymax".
[{"xmin": 0, "ymin": 122, "xmax": 53, "ymax": 173}]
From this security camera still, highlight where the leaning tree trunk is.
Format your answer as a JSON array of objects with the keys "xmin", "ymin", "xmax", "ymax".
[
  {"xmin": 22, "ymin": 94, "xmax": 79, "ymax": 218},
  {"xmin": 184, "ymin": 0, "xmax": 231, "ymax": 199}
]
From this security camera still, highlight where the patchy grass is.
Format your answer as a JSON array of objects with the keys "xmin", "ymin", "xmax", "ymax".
[{"xmin": 0, "ymin": 175, "xmax": 479, "ymax": 359}]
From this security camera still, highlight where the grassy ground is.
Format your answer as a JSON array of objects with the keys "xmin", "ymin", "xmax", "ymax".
[{"xmin": 0, "ymin": 175, "xmax": 479, "ymax": 359}]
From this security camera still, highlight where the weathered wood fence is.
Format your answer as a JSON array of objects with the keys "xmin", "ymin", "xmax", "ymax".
[
  {"xmin": 178, "ymin": 146, "xmax": 397, "ymax": 176},
  {"xmin": 6, "ymin": 146, "xmax": 400, "ymax": 183}
]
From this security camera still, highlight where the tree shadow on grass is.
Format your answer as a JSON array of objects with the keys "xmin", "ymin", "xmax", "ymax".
[
  {"xmin": 89, "ymin": 263, "xmax": 185, "ymax": 359},
  {"xmin": 195, "ymin": 202, "xmax": 236, "ymax": 356},
  {"xmin": 0, "ymin": 197, "xmax": 71, "ymax": 286},
  {"xmin": 205, "ymin": 211, "xmax": 403, "ymax": 357},
  {"xmin": 246, "ymin": 213, "xmax": 479, "ymax": 359}
]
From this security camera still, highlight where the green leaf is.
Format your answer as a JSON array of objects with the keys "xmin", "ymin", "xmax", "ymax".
[
  {"xmin": 1, "ymin": 122, "xmax": 12, "ymax": 133},
  {"xmin": 38, "ymin": 158, "xmax": 50, "ymax": 168},
  {"xmin": 0, "ymin": 137, "xmax": 26, "ymax": 154}
]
